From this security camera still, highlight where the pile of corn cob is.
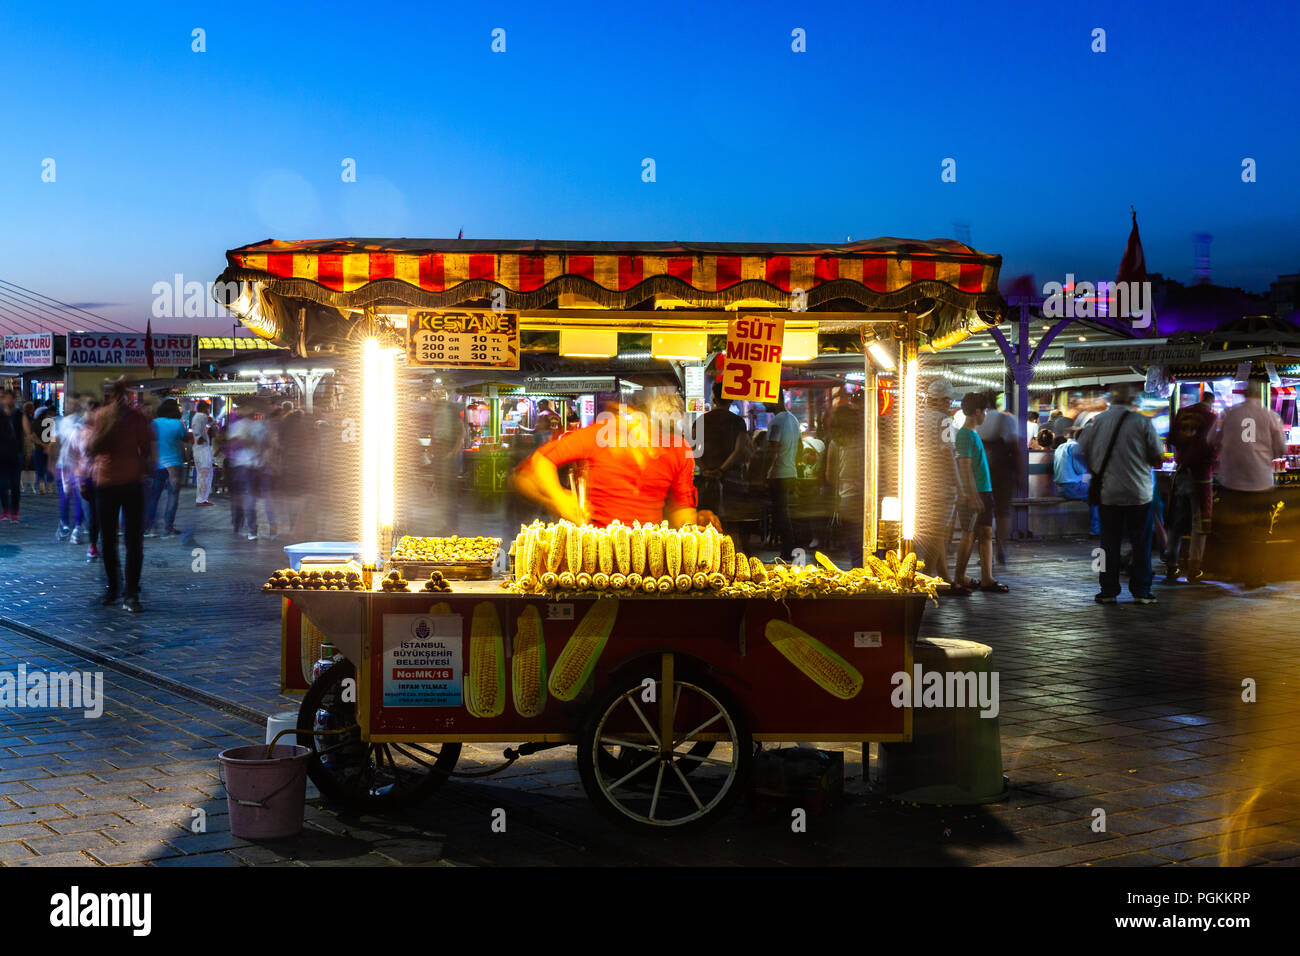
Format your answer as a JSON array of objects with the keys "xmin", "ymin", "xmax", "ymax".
[{"xmin": 505, "ymin": 520, "xmax": 940, "ymax": 599}]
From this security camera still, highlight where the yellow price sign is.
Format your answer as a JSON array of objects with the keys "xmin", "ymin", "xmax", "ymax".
[{"xmin": 721, "ymin": 315, "xmax": 785, "ymax": 402}]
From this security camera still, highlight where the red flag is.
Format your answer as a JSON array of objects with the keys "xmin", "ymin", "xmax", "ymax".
[
  {"xmin": 144, "ymin": 319, "xmax": 155, "ymax": 370},
  {"xmin": 1116, "ymin": 207, "xmax": 1147, "ymax": 284}
]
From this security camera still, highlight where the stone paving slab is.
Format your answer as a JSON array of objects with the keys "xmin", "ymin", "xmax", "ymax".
[{"xmin": 2, "ymin": 491, "xmax": 1298, "ymax": 866}]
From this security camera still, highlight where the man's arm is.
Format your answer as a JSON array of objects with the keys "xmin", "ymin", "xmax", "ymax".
[
  {"xmin": 511, "ymin": 452, "xmax": 585, "ymax": 524},
  {"xmin": 1075, "ymin": 422, "xmax": 1094, "ymax": 470},
  {"xmin": 717, "ymin": 428, "xmax": 749, "ymax": 474},
  {"xmin": 1270, "ymin": 413, "xmax": 1288, "ymax": 458},
  {"xmin": 1144, "ymin": 419, "xmax": 1165, "ymax": 467}
]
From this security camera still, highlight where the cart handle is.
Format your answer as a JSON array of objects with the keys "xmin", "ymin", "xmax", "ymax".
[{"xmin": 265, "ymin": 725, "xmax": 354, "ymax": 759}]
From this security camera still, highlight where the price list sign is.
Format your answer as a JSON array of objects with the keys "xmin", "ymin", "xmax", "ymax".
[{"xmin": 407, "ymin": 310, "xmax": 520, "ymax": 369}]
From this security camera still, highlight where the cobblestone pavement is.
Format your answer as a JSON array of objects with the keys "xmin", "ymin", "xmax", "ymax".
[{"xmin": 1, "ymin": 490, "xmax": 1297, "ymax": 866}]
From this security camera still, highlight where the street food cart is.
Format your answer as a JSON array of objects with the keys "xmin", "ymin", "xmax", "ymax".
[{"xmin": 216, "ymin": 237, "xmax": 1003, "ymax": 829}]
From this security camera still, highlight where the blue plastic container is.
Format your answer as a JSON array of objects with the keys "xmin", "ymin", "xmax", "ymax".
[{"xmin": 282, "ymin": 541, "xmax": 363, "ymax": 572}]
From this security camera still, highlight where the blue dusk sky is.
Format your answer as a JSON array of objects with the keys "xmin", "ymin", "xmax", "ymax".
[{"xmin": 1, "ymin": 0, "xmax": 1297, "ymax": 333}]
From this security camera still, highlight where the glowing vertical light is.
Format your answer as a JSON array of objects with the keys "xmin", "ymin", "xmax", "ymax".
[
  {"xmin": 378, "ymin": 347, "xmax": 396, "ymax": 532},
  {"xmin": 361, "ymin": 338, "xmax": 380, "ymax": 568},
  {"xmin": 901, "ymin": 354, "xmax": 918, "ymax": 541}
]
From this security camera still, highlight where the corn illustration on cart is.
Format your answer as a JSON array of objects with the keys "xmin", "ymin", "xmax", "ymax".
[{"xmin": 278, "ymin": 585, "xmax": 924, "ymax": 831}]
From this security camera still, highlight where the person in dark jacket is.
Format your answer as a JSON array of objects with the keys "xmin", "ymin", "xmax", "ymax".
[
  {"xmin": 0, "ymin": 390, "xmax": 24, "ymax": 521},
  {"xmin": 86, "ymin": 380, "xmax": 155, "ymax": 612}
]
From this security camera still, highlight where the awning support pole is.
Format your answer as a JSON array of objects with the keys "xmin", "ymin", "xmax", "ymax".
[{"xmin": 861, "ymin": 327, "xmax": 878, "ymax": 563}]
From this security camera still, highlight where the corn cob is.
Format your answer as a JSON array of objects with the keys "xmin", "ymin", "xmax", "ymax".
[
  {"xmin": 597, "ymin": 532, "xmax": 614, "ymax": 575},
  {"xmin": 593, "ymin": 572, "xmax": 610, "ymax": 591},
  {"xmin": 734, "ymin": 551, "xmax": 751, "ymax": 583},
  {"xmin": 886, "ymin": 550, "xmax": 901, "ymax": 574},
  {"xmin": 565, "ymin": 523, "xmax": 583, "ymax": 574},
  {"xmin": 466, "ymin": 602, "xmax": 506, "ymax": 717},
  {"xmin": 516, "ymin": 573, "xmax": 537, "ymax": 592},
  {"xmin": 558, "ymin": 571, "xmax": 576, "ymax": 590},
  {"xmin": 674, "ymin": 573, "xmax": 693, "ymax": 592},
  {"xmin": 611, "ymin": 524, "xmax": 631, "ymax": 574},
  {"xmin": 626, "ymin": 572, "xmax": 642, "ymax": 591},
  {"xmin": 680, "ymin": 529, "xmax": 698, "ymax": 575},
  {"xmin": 867, "ymin": 555, "xmax": 894, "ymax": 581},
  {"xmin": 512, "ymin": 605, "xmax": 547, "ymax": 718},
  {"xmin": 536, "ymin": 527, "xmax": 552, "ymax": 575},
  {"xmin": 764, "ymin": 619, "xmax": 863, "ymax": 699},
  {"xmin": 576, "ymin": 572, "xmax": 593, "ymax": 591},
  {"xmin": 720, "ymin": 536, "xmax": 736, "ymax": 579},
  {"xmin": 547, "ymin": 598, "xmax": 619, "ymax": 701},
  {"xmin": 609, "ymin": 572, "xmax": 627, "ymax": 590},
  {"xmin": 691, "ymin": 571, "xmax": 708, "ymax": 590},
  {"xmin": 629, "ymin": 525, "xmax": 646, "ymax": 574},
  {"xmin": 749, "ymin": 558, "xmax": 768, "ymax": 583},
  {"xmin": 697, "ymin": 528, "xmax": 714, "ymax": 574},
  {"xmin": 579, "ymin": 527, "xmax": 596, "ymax": 574},
  {"xmin": 511, "ymin": 531, "xmax": 526, "ymax": 582},
  {"xmin": 815, "ymin": 551, "xmax": 842, "ymax": 573},
  {"xmin": 646, "ymin": 528, "xmax": 665, "ymax": 577},
  {"xmin": 428, "ymin": 601, "xmax": 451, "ymax": 615},
  {"xmin": 664, "ymin": 530, "xmax": 682, "ymax": 579},
  {"xmin": 900, "ymin": 552, "xmax": 917, "ymax": 587},
  {"xmin": 707, "ymin": 572, "xmax": 726, "ymax": 589},
  {"xmin": 655, "ymin": 575, "xmax": 674, "ymax": 593},
  {"xmin": 547, "ymin": 524, "xmax": 567, "ymax": 573},
  {"xmin": 539, "ymin": 571, "xmax": 558, "ymax": 591},
  {"xmin": 641, "ymin": 576, "xmax": 658, "ymax": 593}
]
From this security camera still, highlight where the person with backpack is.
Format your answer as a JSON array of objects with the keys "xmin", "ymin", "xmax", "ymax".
[{"xmin": 1075, "ymin": 384, "xmax": 1165, "ymax": 604}]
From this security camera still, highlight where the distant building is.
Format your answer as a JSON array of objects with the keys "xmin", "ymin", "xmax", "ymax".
[{"xmin": 1269, "ymin": 271, "xmax": 1300, "ymax": 322}]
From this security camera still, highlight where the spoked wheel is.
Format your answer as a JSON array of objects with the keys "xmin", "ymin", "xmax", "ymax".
[
  {"xmin": 578, "ymin": 658, "xmax": 751, "ymax": 831},
  {"xmin": 297, "ymin": 659, "xmax": 461, "ymax": 812}
]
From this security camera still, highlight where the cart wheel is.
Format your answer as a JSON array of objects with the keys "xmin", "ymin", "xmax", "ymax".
[
  {"xmin": 578, "ymin": 669, "xmax": 751, "ymax": 831},
  {"xmin": 297, "ymin": 660, "xmax": 461, "ymax": 812}
]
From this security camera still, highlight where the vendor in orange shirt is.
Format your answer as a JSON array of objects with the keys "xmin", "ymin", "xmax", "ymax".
[{"xmin": 512, "ymin": 391, "xmax": 721, "ymax": 531}]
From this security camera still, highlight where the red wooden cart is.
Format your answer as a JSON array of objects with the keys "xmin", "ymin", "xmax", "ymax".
[{"xmin": 279, "ymin": 585, "xmax": 924, "ymax": 830}]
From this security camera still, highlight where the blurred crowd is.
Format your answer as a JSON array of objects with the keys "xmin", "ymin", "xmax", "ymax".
[{"xmin": 0, "ymin": 385, "xmax": 328, "ymax": 612}]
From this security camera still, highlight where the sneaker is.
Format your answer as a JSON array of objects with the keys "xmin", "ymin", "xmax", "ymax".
[
  {"xmin": 164, "ymin": 528, "xmax": 182, "ymax": 536},
  {"xmin": 122, "ymin": 596, "xmax": 144, "ymax": 613},
  {"xmin": 56, "ymin": 524, "xmax": 71, "ymax": 541},
  {"xmin": 1133, "ymin": 594, "xmax": 1158, "ymax": 605},
  {"xmin": 101, "ymin": 590, "xmax": 120, "ymax": 606},
  {"xmin": 1093, "ymin": 593, "xmax": 1118, "ymax": 605},
  {"xmin": 247, "ymin": 533, "xmax": 258, "ymax": 541},
  {"xmin": 86, "ymin": 547, "xmax": 100, "ymax": 563},
  {"xmin": 196, "ymin": 501, "xmax": 215, "ymax": 507},
  {"xmin": 70, "ymin": 528, "xmax": 84, "ymax": 544},
  {"xmin": 143, "ymin": 529, "xmax": 158, "ymax": 539}
]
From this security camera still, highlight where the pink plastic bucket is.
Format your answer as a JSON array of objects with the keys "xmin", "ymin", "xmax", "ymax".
[{"xmin": 218, "ymin": 744, "xmax": 310, "ymax": 839}]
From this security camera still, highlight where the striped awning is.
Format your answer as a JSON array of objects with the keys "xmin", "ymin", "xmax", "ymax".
[{"xmin": 216, "ymin": 237, "xmax": 1003, "ymax": 345}]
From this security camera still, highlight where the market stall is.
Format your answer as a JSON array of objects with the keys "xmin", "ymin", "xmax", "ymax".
[
  {"xmin": 217, "ymin": 236, "xmax": 1004, "ymax": 829},
  {"xmin": 1155, "ymin": 322, "xmax": 1300, "ymax": 581}
]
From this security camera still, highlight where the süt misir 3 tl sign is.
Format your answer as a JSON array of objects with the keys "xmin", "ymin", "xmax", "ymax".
[
  {"xmin": 67, "ymin": 333, "xmax": 196, "ymax": 366},
  {"xmin": 721, "ymin": 315, "xmax": 785, "ymax": 402}
]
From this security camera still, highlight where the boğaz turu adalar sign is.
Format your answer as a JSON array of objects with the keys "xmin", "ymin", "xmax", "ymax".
[{"xmin": 67, "ymin": 333, "xmax": 196, "ymax": 366}]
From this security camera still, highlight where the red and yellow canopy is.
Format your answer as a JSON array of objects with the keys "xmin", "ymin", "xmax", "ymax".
[{"xmin": 217, "ymin": 237, "xmax": 1002, "ymax": 346}]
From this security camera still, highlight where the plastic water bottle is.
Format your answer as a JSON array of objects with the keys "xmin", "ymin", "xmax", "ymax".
[{"xmin": 313, "ymin": 708, "xmax": 336, "ymax": 770}]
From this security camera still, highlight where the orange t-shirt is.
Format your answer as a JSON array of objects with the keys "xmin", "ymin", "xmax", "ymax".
[{"xmin": 532, "ymin": 422, "xmax": 697, "ymax": 527}]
